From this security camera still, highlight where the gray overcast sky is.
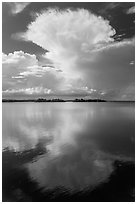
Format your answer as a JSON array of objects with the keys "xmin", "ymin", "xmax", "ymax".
[{"xmin": 2, "ymin": 2, "xmax": 135, "ymax": 100}]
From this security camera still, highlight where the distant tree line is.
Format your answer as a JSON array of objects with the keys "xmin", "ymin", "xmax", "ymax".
[
  {"xmin": 2, "ymin": 98, "xmax": 134, "ymax": 103},
  {"xmin": 2, "ymin": 98, "xmax": 106, "ymax": 102}
]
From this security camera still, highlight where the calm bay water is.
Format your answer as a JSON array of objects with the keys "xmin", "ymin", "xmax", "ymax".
[{"xmin": 2, "ymin": 102, "xmax": 135, "ymax": 201}]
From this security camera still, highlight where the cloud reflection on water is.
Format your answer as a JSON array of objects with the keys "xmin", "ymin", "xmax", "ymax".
[{"xmin": 3, "ymin": 102, "xmax": 135, "ymax": 192}]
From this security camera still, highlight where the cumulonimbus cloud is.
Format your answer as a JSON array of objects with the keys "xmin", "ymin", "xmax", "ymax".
[
  {"xmin": 23, "ymin": 8, "xmax": 116, "ymax": 49},
  {"xmin": 7, "ymin": 8, "xmax": 135, "ymax": 100},
  {"xmin": 18, "ymin": 9, "xmax": 115, "ymax": 78}
]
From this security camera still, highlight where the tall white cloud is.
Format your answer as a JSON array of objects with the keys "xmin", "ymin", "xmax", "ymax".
[
  {"xmin": 21, "ymin": 9, "xmax": 115, "ymax": 77},
  {"xmin": 5, "ymin": 9, "xmax": 135, "ymax": 100}
]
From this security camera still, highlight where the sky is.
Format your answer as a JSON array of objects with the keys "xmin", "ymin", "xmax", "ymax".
[{"xmin": 2, "ymin": 2, "xmax": 135, "ymax": 100}]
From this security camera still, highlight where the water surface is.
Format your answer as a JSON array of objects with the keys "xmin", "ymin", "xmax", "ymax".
[{"xmin": 2, "ymin": 102, "xmax": 135, "ymax": 201}]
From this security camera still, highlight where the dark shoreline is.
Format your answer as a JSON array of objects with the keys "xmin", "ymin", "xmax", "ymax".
[{"xmin": 2, "ymin": 99, "xmax": 135, "ymax": 103}]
